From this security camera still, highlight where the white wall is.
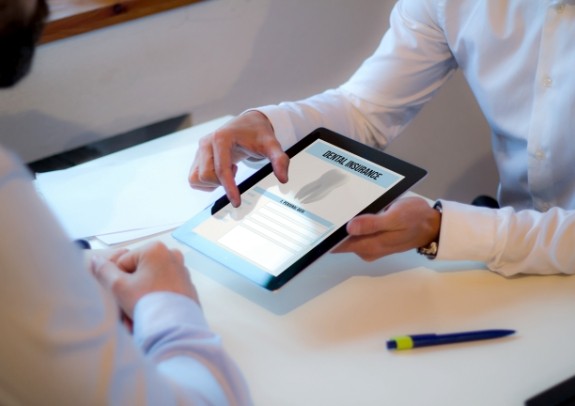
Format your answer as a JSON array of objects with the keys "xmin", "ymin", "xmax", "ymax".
[{"xmin": 0, "ymin": 0, "xmax": 498, "ymax": 202}]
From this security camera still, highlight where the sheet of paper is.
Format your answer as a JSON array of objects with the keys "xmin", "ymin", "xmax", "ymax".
[
  {"xmin": 95, "ymin": 223, "xmax": 181, "ymax": 245},
  {"xmin": 35, "ymin": 142, "xmax": 255, "ymax": 241}
]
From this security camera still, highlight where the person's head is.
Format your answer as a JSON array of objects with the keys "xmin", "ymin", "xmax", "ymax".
[{"xmin": 0, "ymin": 0, "xmax": 48, "ymax": 88}]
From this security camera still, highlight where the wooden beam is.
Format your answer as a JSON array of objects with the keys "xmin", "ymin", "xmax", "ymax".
[{"xmin": 41, "ymin": 0, "xmax": 207, "ymax": 44}]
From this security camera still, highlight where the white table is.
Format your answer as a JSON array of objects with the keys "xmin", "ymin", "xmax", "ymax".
[{"xmin": 71, "ymin": 117, "xmax": 575, "ymax": 405}]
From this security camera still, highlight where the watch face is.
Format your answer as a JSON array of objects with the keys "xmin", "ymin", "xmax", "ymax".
[{"xmin": 417, "ymin": 241, "xmax": 438, "ymax": 259}]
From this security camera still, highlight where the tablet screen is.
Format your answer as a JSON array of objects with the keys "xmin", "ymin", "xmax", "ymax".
[{"xmin": 173, "ymin": 128, "xmax": 426, "ymax": 290}]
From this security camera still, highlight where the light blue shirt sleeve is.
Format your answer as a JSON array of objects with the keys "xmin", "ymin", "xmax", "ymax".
[
  {"xmin": 133, "ymin": 292, "xmax": 252, "ymax": 406},
  {"xmin": 0, "ymin": 148, "xmax": 251, "ymax": 405}
]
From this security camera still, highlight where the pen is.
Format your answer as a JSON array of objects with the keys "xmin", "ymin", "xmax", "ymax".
[{"xmin": 386, "ymin": 329, "xmax": 515, "ymax": 350}]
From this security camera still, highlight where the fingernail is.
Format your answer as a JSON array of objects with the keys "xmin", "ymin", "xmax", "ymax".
[{"xmin": 347, "ymin": 222, "xmax": 358, "ymax": 235}]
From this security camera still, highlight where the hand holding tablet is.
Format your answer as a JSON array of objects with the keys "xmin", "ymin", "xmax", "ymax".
[{"xmin": 174, "ymin": 128, "xmax": 426, "ymax": 290}]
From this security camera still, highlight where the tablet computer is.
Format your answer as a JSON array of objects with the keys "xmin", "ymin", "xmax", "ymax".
[
  {"xmin": 173, "ymin": 127, "xmax": 426, "ymax": 290},
  {"xmin": 525, "ymin": 373, "xmax": 575, "ymax": 406}
]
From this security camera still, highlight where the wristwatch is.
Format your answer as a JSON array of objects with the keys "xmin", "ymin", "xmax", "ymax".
[{"xmin": 416, "ymin": 201, "xmax": 443, "ymax": 259}]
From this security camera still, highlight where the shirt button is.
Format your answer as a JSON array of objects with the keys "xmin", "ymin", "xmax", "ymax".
[
  {"xmin": 557, "ymin": 4, "xmax": 565, "ymax": 13},
  {"xmin": 534, "ymin": 149, "xmax": 545, "ymax": 161},
  {"xmin": 540, "ymin": 202, "xmax": 551, "ymax": 212},
  {"xmin": 542, "ymin": 76, "xmax": 553, "ymax": 87}
]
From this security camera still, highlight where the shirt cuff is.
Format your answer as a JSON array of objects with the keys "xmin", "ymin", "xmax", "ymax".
[
  {"xmin": 249, "ymin": 106, "xmax": 299, "ymax": 151},
  {"xmin": 133, "ymin": 292, "xmax": 209, "ymax": 350},
  {"xmin": 435, "ymin": 200, "xmax": 498, "ymax": 264}
]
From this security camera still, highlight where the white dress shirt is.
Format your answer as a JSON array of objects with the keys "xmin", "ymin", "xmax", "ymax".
[
  {"xmin": 0, "ymin": 147, "xmax": 251, "ymax": 405},
  {"xmin": 255, "ymin": 0, "xmax": 575, "ymax": 276},
  {"xmin": 439, "ymin": 200, "xmax": 575, "ymax": 276}
]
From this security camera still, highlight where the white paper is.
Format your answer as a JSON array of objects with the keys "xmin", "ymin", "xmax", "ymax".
[{"xmin": 35, "ymin": 140, "xmax": 255, "ymax": 241}]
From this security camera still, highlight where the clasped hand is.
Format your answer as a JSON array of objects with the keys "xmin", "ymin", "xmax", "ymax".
[{"xmin": 89, "ymin": 242, "xmax": 199, "ymax": 321}]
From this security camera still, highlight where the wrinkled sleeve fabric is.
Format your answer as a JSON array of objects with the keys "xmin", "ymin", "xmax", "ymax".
[
  {"xmin": 437, "ymin": 200, "xmax": 575, "ymax": 276},
  {"xmin": 0, "ymin": 148, "xmax": 251, "ymax": 406},
  {"xmin": 133, "ymin": 292, "xmax": 252, "ymax": 406},
  {"xmin": 257, "ymin": 0, "xmax": 456, "ymax": 151}
]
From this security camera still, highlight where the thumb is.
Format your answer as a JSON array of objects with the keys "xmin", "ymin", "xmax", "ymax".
[
  {"xmin": 91, "ymin": 255, "xmax": 124, "ymax": 291},
  {"xmin": 346, "ymin": 214, "xmax": 385, "ymax": 236}
]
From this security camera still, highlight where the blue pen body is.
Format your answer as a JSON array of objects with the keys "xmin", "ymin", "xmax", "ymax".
[{"xmin": 387, "ymin": 329, "xmax": 515, "ymax": 350}]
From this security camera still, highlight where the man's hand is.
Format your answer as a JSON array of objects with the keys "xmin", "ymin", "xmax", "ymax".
[
  {"xmin": 332, "ymin": 197, "xmax": 441, "ymax": 261},
  {"xmin": 188, "ymin": 110, "xmax": 290, "ymax": 207},
  {"xmin": 83, "ymin": 248, "xmax": 128, "ymax": 268},
  {"xmin": 91, "ymin": 242, "xmax": 199, "ymax": 319}
]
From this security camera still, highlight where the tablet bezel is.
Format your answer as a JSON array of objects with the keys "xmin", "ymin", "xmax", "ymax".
[{"xmin": 173, "ymin": 127, "xmax": 427, "ymax": 290}]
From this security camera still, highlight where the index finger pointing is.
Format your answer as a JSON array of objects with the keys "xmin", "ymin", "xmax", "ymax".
[{"xmin": 212, "ymin": 134, "xmax": 242, "ymax": 207}]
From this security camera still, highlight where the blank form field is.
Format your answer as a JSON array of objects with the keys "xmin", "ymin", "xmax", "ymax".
[
  {"xmin": 218, "ymin": 226, "xmax": 294, "ymax": 274},
  {"xmin": 217, "ymin": 201, "xmax": 330, "ymax": 274}
]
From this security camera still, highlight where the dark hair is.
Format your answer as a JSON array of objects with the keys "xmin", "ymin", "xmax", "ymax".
[{"xmin": 0, "ymin": 0, "xmax": 49, "ymax": 87}]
